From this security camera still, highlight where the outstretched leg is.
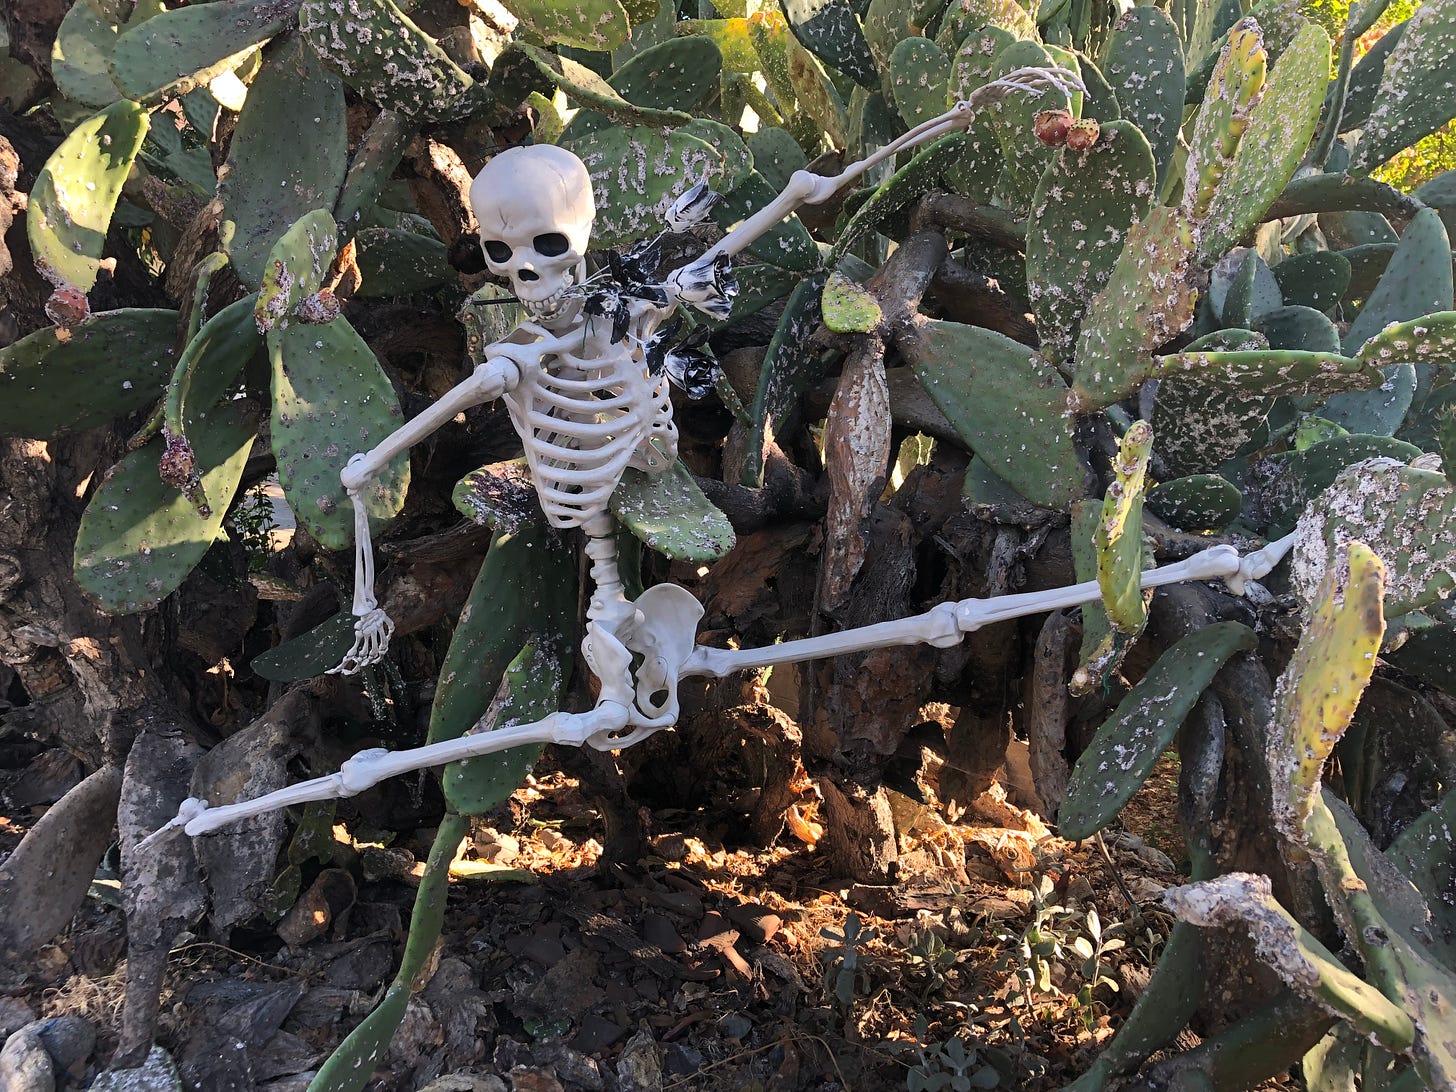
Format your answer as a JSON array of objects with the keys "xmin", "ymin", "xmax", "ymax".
[{"xmin": 329, "ymin": 358, "xmax": 522, "ymax": 674}]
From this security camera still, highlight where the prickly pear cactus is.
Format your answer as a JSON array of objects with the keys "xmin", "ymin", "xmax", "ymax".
[{"xmin": 27, "ymin": 100, "xmax": 148, "ymax": 292}]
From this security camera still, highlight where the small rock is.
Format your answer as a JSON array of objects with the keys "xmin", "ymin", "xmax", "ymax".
[
  {"xmin": 1127, "ymin": 876, "xmax": 1168, "ymax": 903},
  {"xmin": 1135, "ymin": 845, "xmax": 1178, "ymax": 873},
  {"xmin": 534, "ymin": 1042, "xmax": 603, "ymax": 1091},
  {"xmin": 277, "ymin": 868, "xmax": 357, "ymax": 947},
  {"xmin": 0, "ymin": 1026, "xmax": 55, "ymax": 1092},
  {"xmin": 0, "ymin": 998, "xmax": 37, "ymax": 1040},
  {"xmin": 420, "ymin": 1075, "xmax": 509, "ymax": 1092},
  {"xmin": 614, "ymin": 1028, "xmax": 663, "ymax": 1092},
  {"xmin": 717, "ymin": 1013, "xmax": 752, "ymax": 1041},
  {"xmin": 90, "ymin": 1046, "xmax": 183, "ymax": 1091},
  {"xmin": 509, "ymin": 1066, "xmax": 564, "ymax": 1092},
  {"xmin": 652, "ymin": 835, "xmax": 688, "ymax": 863},
  {"xmin": 359, "ymin": 845, "xmax": 415, "ymax": 882},
  {"xmin": 639, "ymin": 913, "xmax": 685, "ymax": 954},
  {"xmin": 664, "ymin": 1044, "xmax": 702, "ymax": 1076},
  {"xmin": 35, "ymin": 1015, "xmax": 95, "ymax": 1075},
  {"xmin": 1112, "ymin": 832, "xmax": 1144, "ymax": 852},
  {"xmin": 1064, "ymin": 875, "xmax": 1095, "ymax": 904},
  {"xmin": 570, "ymin": 1014, "xmax": 628, "ymax": 1055},
  {"xmin": 476, "ymin": 830, "xmax": 520, "ymax": 865}
]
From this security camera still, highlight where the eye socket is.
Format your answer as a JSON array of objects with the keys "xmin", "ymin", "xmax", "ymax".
[
  {"xmin": 533, "ymin": 233, "xmax": 570, "ymax": 257},
  {"xmin": 483, "ymin": 240, "xmax": 512, "ymax": 263}
]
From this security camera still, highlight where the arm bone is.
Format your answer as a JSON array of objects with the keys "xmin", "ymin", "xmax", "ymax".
[
  {"xmin": 686, "ymin": 67, "xmax": 1083, "ymax": 272},
  {"xmin": 330, "ymin": 357, "xmax": 522, "ymax": 675}
]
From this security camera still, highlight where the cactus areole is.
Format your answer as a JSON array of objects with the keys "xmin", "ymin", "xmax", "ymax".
[{"xmin": 136, "ymin": 65, "xmax": 1294, "ymax": 844}]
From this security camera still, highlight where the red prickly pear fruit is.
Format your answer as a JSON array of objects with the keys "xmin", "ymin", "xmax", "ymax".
[
  {"xmin": 45, "ymin": 286, "xmax": 90, "ymax": 327},
  {"xmin": 1065, "ymin": 119, "xmax": 1101, "ymax": 150},
  {"xmin": 1034, "ymin": 109, "xmax": 1074, "ymax": 146}
]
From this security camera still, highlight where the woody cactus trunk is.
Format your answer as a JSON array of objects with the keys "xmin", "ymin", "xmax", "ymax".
[{"xmin": 2, "ymin": 0, "xmax": 1456, "ymax": 1085}]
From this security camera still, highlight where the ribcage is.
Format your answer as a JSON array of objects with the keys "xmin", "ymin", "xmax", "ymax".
[{"xmin": 504, "ymin": 345, "xmax": 678, "ymax": 528}]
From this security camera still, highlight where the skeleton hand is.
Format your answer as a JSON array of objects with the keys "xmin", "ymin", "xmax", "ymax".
[
  {"xmin": 328, "ymin": 607, "xmax": 394, "ymax": 675},
  {"xmin": 965, "ymin": 65, "xmax": 1085, "ymax": 109}
]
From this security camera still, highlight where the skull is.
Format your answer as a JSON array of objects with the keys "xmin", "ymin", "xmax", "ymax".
[{"xmin": 469, "ymin": 145, "xmax": 594, "ymax": 325}]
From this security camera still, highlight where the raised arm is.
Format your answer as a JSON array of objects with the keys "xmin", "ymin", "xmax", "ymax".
[
  {"xmin": 330, "ymin": 354, "xmax": 524, "ymax": 674},
  {"xmin": 666, "ymin": 66, "xmax": 1082, "ymax": 307}
]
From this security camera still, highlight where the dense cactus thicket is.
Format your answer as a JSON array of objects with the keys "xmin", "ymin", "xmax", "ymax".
[{"xmin": 3, "ymin": 0, "xmax": 1456, "ymax": 1086}]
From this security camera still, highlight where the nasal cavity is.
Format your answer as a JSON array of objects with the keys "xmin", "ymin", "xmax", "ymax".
[{"xmin": 518, "ymin": 269, "xmax": 540, "ymax": 281}]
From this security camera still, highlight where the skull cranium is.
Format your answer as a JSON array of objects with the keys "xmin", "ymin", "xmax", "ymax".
[{"xmin": 469, "ymin": 145, "xmax": 594, "ymax": 325}]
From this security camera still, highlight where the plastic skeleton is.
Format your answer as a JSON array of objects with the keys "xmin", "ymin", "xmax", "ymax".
[{"xmin": 143, "ymin": 67, "xmax": 1299, "ymax": 845}]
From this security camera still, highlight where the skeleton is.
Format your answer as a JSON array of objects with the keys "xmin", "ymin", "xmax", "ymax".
[{"xmin": 141, "ymin": 67, "xmax": 1301, "ymax": 846}]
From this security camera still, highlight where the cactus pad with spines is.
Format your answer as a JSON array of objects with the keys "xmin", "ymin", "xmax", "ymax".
[
  {"xmin": 1271, "ymin": 542, "xmax": 1386, "ymax": 833},
  {"xmin": 1147, "ymin": 475, "xmax": 1243, "ymax": 532},
  {"xmin": 1255, "ymin": 306, "xmax": 1342, "ymax": 353},
  {"xmin": 53, "ymin": 0, "xmax": 121, "ymax": 108},
  {"xmin": 1349, "ymin": 3, "xmax": 1456, "ymax": 177},
  {"xmin": 28, "ymin": 99, "xmax": 148, "ymax": 292},
  {"xmin": 1073, "ymin": 207, "xmax": 1199, "ymax": 411},
  {"xmin": 110, "ymin": 0, "xmax": 296, "ymax": 103},
  {"xmin": 1260, "ymin": 435, "xmax": 1424, "ymax": 536},
  {"xmin": 1197, "ymin": 20, "xmax": 1330, "ymax": 262},
  {"xmin": 0, "ymin": 309, "xmax": 179, "ymax": 438},
  {"xmin": 611, "ymin": 462, "xmax": 737, "ymax": 562},
  {"xmin": 255, "ymin": 210, "xmax": 338, "ymax": 335},
  {"xmin": 1101, "ymin": 7, "xmax": 1185, "ymax": 186},
  {"xmin": 429, "ymin": 525, "xmax": 578, "ymax": 813},
  {"xmin": 165, "ymin": 294, "xmax": 262, "ymax": 455},
  {"xmin": 1026, "ymin": 119, "xmax": 1156, "ymax": 363},
  {"xmin": 1095, "ymin": 421, "xmax": 1154, "ymax": 634},
  {"xmin": 1181, "ymin": 19, "xmax": 1266, "ymax": 224},
  {"xmin": 268, "ymin": 316, "xmax": 409, "ymax": 551},
  {"xmin": 1293, "ymin": 459, "xmax": 1456, "ymax": 619},
  {"xmin": 1273, "ymin": 251, "xmax": 1351, "ymax": 312},
  {"xmin": 1060, "ymin": 622, "xmax": 1257, "ymax": 840},
  {"xmin": 251, "ymin": 613, "xmax": 358, "ymax": 682},
  {"xmin": 507, "ymin": 0, "xmax": 631, "ymax": 51},
  {"xmin": 987, "ymin": 40, "xmax": 1071, "ymax": 212},
  {"xmin": 73, "ymin": 401, "xmax": 256, "ymax": 614},
  {"xmin": 887, "ymin": 38, "xmax": 950, "ymax": 128},
  {"xmin": 739, "ymin": 271, "xmax": 828, "ymax": 487},
  {"xmin": 779, "ymin": 0, "xmax": 879, "ymax": 89},
  {"xmin": 902, "ymin": 319, "xmax": 1083, "ymax": 510},
  {"xmin": 217, "ymin": 34, "xmax": 347, "ymax": 290},
  {"xmin": 935, "ymin": 0, "xmax": 1038, "ymax": 50},
  {"xmin": 563, "ymin": 124, "xmax": 724, "ymax": 250},
  {"xmin": 1359, "ymin": 312, "xmax": 1456, "ymax": 371},
  {"xmin": 745, "ymin": 126, "xmax": 806, "ymax": 191},
  {"xmin": 297, "ymin": 0, "xmax": 487, "ymax": 121}
]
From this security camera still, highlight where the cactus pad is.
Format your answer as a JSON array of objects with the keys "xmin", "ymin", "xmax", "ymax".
[
  {"xmin": 1060, "ymin": 622, "xmax": 1257, "ymax": 839},
  {"xmin": 887, "ymin": 37, "xmax": 949, "ymax": 128},
  {"xmin": 611, "ymin": 462, "xmax": 736, "ymax": 562},
  {"xmin": 251, "ymin": 612, "xmax": 357, "ymax": 681},
  {"xmin": 1293, "ymin": 459, "xmax": 1456, "ymax": 619},
  {"xmin": 1350, "ymin": 3, "xmax": 1456, "ymax": 177},
  {"xmin": 354, "ymin": 228, "xmax": 453, "ymax": 297},
  {"xmin": 1101, "ymin": 7, "xmax": 1185, "ymax": 186},
  {"xmin": 1027, "ymin": 119, "xmax": 1156, "ymax": 363},
  {"xmin": 508, "ymin": 0, "xmax": 630, "ymax": 51},
  {"xmin": 779, "ymin": 0, "xmax": 879, "ymax": 89},
  {"xmin": 902, "ymin": 318, "xmax": 1083, "ymax": 510},
  {"xmin": 1273, "ymin": 251, "xmax": 1351, "ymax": 312},
  {"xmin": 298, "ymin": 0, "xmax": 486, "ymax": 121},
  {"xmin": 110, "ymin": 0, "xmax": 295, "ymax": 103},
  {"xmin": 28, "ymin": 99, "xmax": 148, "ymax": 292},
  {"xmin": 268, "ymin": 316, "xmax": 409, "ymax": 550},
  {"xmin": 562, "ymin": 124, "xmax": 724, "ymax": 250},
  {"xmin": 1147, "ymin": 475, "xmax": 1242, "ymax": 532},
  {"xmin": 217, "ymin": 34, "xmax": 347, "ymax": 289},
  {"xmin": 255, "ymin": 210, "xmax": 338, "ymax": 335},
  {"xmin": 1095, "ymin": 421, "xmax": 1154, "ymax": 634},
  {"xmin": 53, "ymin": 0, "xmax": 122, "ymax": 108},
  {"xmin": 1198, "ymin": 21, "xmax": 1330, "ymax": 262},
  {"xmin": 0, "ymin": 309, "xmax": 179, "ymax": 438},
  {"xmin": 1073, "ymin": 207, "xmax": 1199, "ymax": 411},
  {"xmin": 74, "ymin": 401, "xmax": 256, "ymax": 614}
]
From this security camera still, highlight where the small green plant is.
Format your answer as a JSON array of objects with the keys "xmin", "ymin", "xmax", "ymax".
[
  {"xmin": 229, "ymin": 481, "xmax": 278, "ymax": 574},
  {"xmin": 820, "ymin": 911, "xmax": 877, "ymax": 1009},
  {"xmin": 1070, "ymin": 906, "xmax": 1125, "ymax": 1028},
  {"xmin": 906, "ymin": 1035, "xmax": 1004, "ymax": 1092}
]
